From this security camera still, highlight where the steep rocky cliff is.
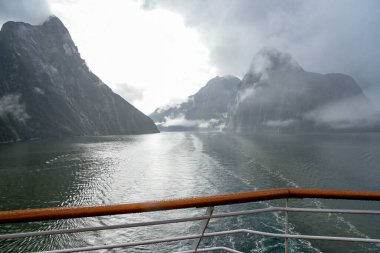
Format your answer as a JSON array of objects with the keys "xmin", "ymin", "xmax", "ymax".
[
  {"xmin": 228, "ymin": 48, "xmax": 372, "ymax": 132},
  {"xmin": 0, "ymin": 16, "xmax": 158, "ymax": 142},
  {"xmin": 150, "ymin": 76, "xmax": 240, "ymax": 131}
]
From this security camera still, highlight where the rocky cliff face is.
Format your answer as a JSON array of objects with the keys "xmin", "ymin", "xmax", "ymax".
[
  {"xmin": 228, "ymin": 48, "xmax": 372, "ymax": 133},
  {"xmin": 150, "ymin": 76, "xmax": 240, "ymax": 131},
  {"xmin": 0, "ymin": 16, "xmax": 158, "ymax": 142}
]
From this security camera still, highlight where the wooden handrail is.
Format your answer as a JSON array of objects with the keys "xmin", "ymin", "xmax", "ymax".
[{"xmin": 1, "ymin": 188, "xmax": 380, "ymax": 223}]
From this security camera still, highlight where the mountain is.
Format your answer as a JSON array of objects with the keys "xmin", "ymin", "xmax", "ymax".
[
  {"xmin": 0, "ymin": 16, "xmax": 158, "ymax": 142},
  {"xmin": 228, "ymin": 48, "xmax": 373, "ymax": 133},
  {"xmin": 150, "ymin": 75, "xmax": 240, "ymax": 131}
]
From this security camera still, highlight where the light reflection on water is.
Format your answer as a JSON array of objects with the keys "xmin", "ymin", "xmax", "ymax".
[{"xmin": 0, "ymin": 132, "xmax": 380, "ymax": 252}]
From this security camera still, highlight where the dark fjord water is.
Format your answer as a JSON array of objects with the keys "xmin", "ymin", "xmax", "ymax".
[{"xmin": 0, "ymin": 132, "xmax": 380, "ymax": 252}]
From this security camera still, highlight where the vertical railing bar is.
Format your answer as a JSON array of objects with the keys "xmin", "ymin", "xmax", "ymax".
[
  {"xmin": 285, "ymin": 198, "xmax": 289, "ymax": 253},
  {"xmin": 192, "ymin": 206, "xmax": 214, "ymax": 252}
]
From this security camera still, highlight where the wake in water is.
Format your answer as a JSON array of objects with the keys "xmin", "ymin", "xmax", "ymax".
[
  {"xmin": 188, "ymin": 134, "xmax": 322, "ymax": 252},
  {"xmin": 1, "ymin": 133, "xmax": 380, "ymax": 252},
  {"xmin": 190, "ymin": 133, "xmax": 380, "ymax": 252}
]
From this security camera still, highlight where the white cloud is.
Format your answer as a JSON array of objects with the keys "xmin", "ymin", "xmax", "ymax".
[
  {"xmin": 0, "ymin": 0, "xmax": 51, "ymax": 26},
  {"xmin": 160, "ymin": 113, "xmax": 224, "ymax": 130},
  {"xmin": 142, "ymin": 0, "xmax": 380, "ymax": 96},
  {"xmin": 34, "ymin": 87, "xmax": 45, "ymax": 95},
  {"xmin": 47, "ymin": 0, "xmax": 216, "ymax": 114},
  {"xmin": 304, "ymin": 96, "xmax": 380, "ymax": 129},
  {"xmin": 0, "ymin": 94, "xmax": 30, "ymax": 123},
  {"xmin": 2, "ymin": 0, "xmax": 379, "ymax": 116},
  {"xmin": 161, "ymin": 114, "xmax": 198, "ymax": 128},
  {"xmin": 238, "ymin": 87, "xmax": 258, "ymax": 104},
  {"xmin": 112, "ymin": 83, "xmax": 144, "ymax": 105},
  {"xmin": 262, "ymin": 119, "xmax": 296, "ymax": 128},
  {"xmin": 155, "ymin": 96, "xmax": 190, "ymax": 113}
]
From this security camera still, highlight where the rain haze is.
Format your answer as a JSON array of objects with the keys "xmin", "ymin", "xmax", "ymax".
[{"xmin": 1, "ymin": 0, "xmax": 380, "ymax": 115}]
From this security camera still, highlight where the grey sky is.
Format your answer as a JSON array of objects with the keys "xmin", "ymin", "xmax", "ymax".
[
  {"xmin": 0, "ymin": 0, "xmax": 50, "ymax": 25},
  {"xmin": 143, "ymin": 0, "xmax": 380, "ymax": 92},
  {"xmin": 1, "ymin": 0, "xmax": 380, "ymax": 108},
  {"xmin": 113, "ymin": 83, "xmax": 144, "ymax": 105}
]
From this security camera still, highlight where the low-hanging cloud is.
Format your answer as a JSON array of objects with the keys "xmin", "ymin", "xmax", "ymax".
[
  {"xmin": 159, "ymin": 113, "xmax": 225, "ymax": 130},
  {"xmin": 0, "ymin": 94, "xmax": 30, "ymax": 123},
  {"xmin": 0, "ymin": 0, "xmax": 51, "ymax": 27},
  {"xmin": 262, "ymin": 119, "xmax": 296, "ymax": 128},
  {"xmin": 142, "ymin": 0, "xmax": 380, "ymax": 92},
  {"xmin": 155, "ymin": 96, "xmax": 193, "ymax": 114},
  {"xmin": 304, "ymin": 96, "xmax": 380, "ymax": 129},
  {"xmin": 161, "ymin": 114, "xmax": 199, "ymax": 128}
]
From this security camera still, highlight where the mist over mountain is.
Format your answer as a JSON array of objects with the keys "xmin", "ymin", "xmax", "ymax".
[
  {"xmin": 151, "ymin": 48, "xmax": 378, "ymax": 133},
  {"xmin": 150, "ymin": 76, "xmax": 240, "ymax": 131},
  {"xmin": 228, "ymin": 48, "xmax": 377, "ymax": 133},
  {"xmin": 0, "ymin": 16, "xmax": 158, "ymax": 142}
]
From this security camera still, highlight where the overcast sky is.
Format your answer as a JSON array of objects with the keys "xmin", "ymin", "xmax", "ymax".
[{"xmin": 1, "ymin": 0, "xmax": 380, "ymax": 114}]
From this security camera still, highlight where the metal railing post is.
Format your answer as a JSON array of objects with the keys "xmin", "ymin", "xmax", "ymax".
[
  {"xmin": 285, "ymin": 198, "xmax": 289, "ymax": 253},
  {"xmin": 2, "ymin": 189, "xmax": 380, "ymax": 252},
  {"xmin": 192, "ymin": 206, "xmax": 214, "ymax": 252}
]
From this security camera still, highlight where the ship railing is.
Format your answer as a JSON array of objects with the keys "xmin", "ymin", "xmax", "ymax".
[{"xmin": 1, "ymin": 188, "xmax": 380, "ymax": 252}]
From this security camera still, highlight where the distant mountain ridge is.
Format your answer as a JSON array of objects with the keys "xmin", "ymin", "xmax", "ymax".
[
  {"xmin": 228, "ymin": 48, "xmax": 373, "ymax": 132},
  {"xmin": 151, "ymin": 48, "xmax": 376, "ymax": 133},
  {"xmin": 150, "ymin": 75, "xmax": 240, "ymax": 131},
  {"xmin": 0, "ymin": 16, "xmax": 158, "ymax": 142}
]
